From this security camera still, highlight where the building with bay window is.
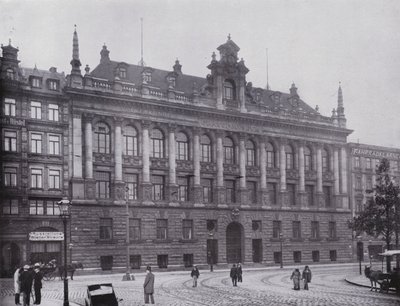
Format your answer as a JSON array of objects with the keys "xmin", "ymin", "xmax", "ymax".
[{"xmin": 1, "ymin": 30, "xmax": 356, "ymax": 274}]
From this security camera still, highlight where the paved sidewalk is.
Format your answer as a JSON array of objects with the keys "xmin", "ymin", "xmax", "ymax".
[
  {"xmin": 345, "ymin": 273, "xmax": 371, "ymax": 288},
  {"xmin": 0, "ymin": 295, "xmax": 81, "ymax": 306}
]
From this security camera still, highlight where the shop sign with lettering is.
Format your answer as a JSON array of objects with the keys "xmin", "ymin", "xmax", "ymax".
[
  {"xmin": 352, "ymin": 148, "xmax": 400, "ymax": 160},
  {"xmin": 29, "ymin": 231, "xmax": 64, "ymax": 241}
]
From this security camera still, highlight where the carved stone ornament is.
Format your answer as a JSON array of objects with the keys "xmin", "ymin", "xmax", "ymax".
[
  {"xmin": 231, "ymin": 208, "xmax": 240, "ymax": 218},
  {"xmin": 176, "ymin": 160, "xmax": 193, "ymax": 171},
  {"xmin": 201, "ymin": 163, "xmax": 217, "ymax": 173}
]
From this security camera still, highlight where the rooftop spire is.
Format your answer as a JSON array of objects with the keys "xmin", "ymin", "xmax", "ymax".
[
  {"xmin": 337, "ymin": 82, "xmax": 343, "ymax": 109},
  {"xmin": 70, "ymin": 25, "xmax": 82, "ymax": 74},
  {"xmin": 336, "ymin": 82, "xmax": 346, "ymax": 128}
]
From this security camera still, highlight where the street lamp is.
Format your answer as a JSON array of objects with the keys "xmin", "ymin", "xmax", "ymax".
[
  {"xmin": 279, "ymin": 232, "xmax": 283, "ymax": 269},
  {"xmin": 57, "ymin": 198, "xmax": 71, "ymax": 306},
  {"xmin": 123, "ymin": 186, "xmax": 132, "ymax": 281},
  {"xmin": 368, "ymin": 240, "xmax": 372, "ymax": 267},
  {"xmin": 356, "ymin": 235, "xmax": 362, "ymax": 275}
]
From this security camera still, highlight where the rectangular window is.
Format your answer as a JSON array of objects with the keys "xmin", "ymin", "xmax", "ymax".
[
  {"xmin": 125, "ymin": 174, "xmax": 138, "ymax": 200},
  {"xmin": 129, "ymin": 218, "xmax": 141, "ymax": 241},
  {"xmin": 266, "ymin": 151, "xmax": 274, "ymax": 168},
  {"xmin": 4, "ymin": 98, "xmax": 16, "ymax": 116},
  {"xmin": 225, "ymin": 180, "xmax": 236, "ymax": 203},
  {"xmin": 292, "ymin": 221, "xmax": 301, "ymax": 239},
  {"xmin": 48, "ymin": 135, "xmax": 60, "ymax": 155},
  {"xmin": 48, "ymin": 80, "xmax": 58, "ymax": 91},
  {"xmin": 293, "ymin": 251, "xmax": 302, "ymax": 263},
  {"xmin": 267, "ymin": 182, "xmax": 277, "ymax": 205},
  {"xmin": 99, "ymin": 218, "xmax": 113, "ymax": 240},
  {"xmin": 31, "ymin": 78, "xmax": 41, "ymax": 88},
  {"xmin": 49, "ymin": 169, "xmax": 60, "ymax": 189},
  {"xmin": 330, "ymin": 250, "xmax": 337, "ymax": 261},
  {"xmin": 311, "ymin": 221, "xmax": 320, "ymax": 239},
  {"xmin": 31, "ymin": 168, "xmax": 43, "ymax": 188},
  {"xmin": 328, "ymin": 221, "xmax": 337, "ymax": 239},
  {"xmin": 305, "ymin": 185, "xmax": 314, "ymax": 206},
  {"xmin": 183, "ymin": 254, "xmax": 193, "ymax": 268},
  {"xmin": 130, "ymin": 255, "xmax": 141, "ymax": 269},
  {"xmin": 4, "ymin": 131, "xmax": 17, "ymax": 152},
  {"xmin": 247, "ymin": 181, "xmax": 257, "ymax": 203},
  {"xmin": 272, "ymin": 220, "xmax": 282, "ymax": 239},
  {"xmin": 287, "ymin": 184, "xmax": 296, "ymax": 206},
  {"xmin": 312, "ymin": 250, "xmax": 320, "ymax": 262},
  {"xmin": 30, "ymin": 101, "xmax": 42, "ymax": 119},
  {"xmin": 304, "ymin": 155, "xmax": 311, "ymax": 171},
  {"xmin": 95, "ymin": 171, "xmax": 110, "ymax": 198},
  {"xmin": 323, "ymin": 186, "xmax": 331, "ymax": 207},
  {"xmin": 157, "ymin": 254, "xmax": 168, "ymax": 268},
  {"xmin": 4, "ymin": 167, "xmax": 17, "ymax": 187},
  {"xmin": 286, "ymin": 152, "xmax": 293, "ymax": 169},
  {"xmin": 29, "ymin": 199, "xmax": 44, "ymax": 215},
  {"xmin": 202, "ymin": 178, "xmax": 213, "ymax": 203},
  {"xmin": 46, "ymin": 200, "xmax": 60, "ymax": 215},
  {"xmin": 2, "ymin": 199, "xmax": 19, "ymax": 215},
  {"xmin": 156, "ymin": 219, "xmax": 168, "ymax": 240},
  {"xmin": 354, "ymin": 156, "xmax": 360, "ymax": 168},
  {"xmin": 48, "ymin": 104, "xmax": 59, "ymax": 121},
  {"xmin": 178, "ymin": 177, "xmax": 189, "ymax": 202},
  {"xmin": 356, "ymin": 199, "xmax": 363, "ymax": 213},
  {"xmin": 31, "ymin": 133, "xmax": 42, "ymax": 154},
  {"xmin": 365, "ymin": 158, "xmax": 372, "ymax": 169},
  {"xmin": 182, "ymin": 219, "xmax": 193, "ymax": 240},
  {"xmin": 274, "ymin": 252, "xmax": 282, "ymax": 264},
  {"xmin": 201, "ymin": 143, "xmax": 211, "ymax": 162},
  {"xmin": 100, "ymin": 256, "xmax": 113, "ymax": 271},
  {"xmin": 355, "ymin": 176, "xmax": 362, "ymax": 190},
  {"xmin": 366, "ymin": 176, "xmax": 373, "ymax": 191},
  {"xmin": 152, "ymin": 175, "xmax": 164, "ymax": 201}
]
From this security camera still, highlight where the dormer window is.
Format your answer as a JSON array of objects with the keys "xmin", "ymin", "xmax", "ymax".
[
  {"xmin": 119, "ymin": 68, "xmax": 127, "ymax": 79},
  {"xmin": 142, "ymin": 71, "xmax": 152, "ymax": 84},
  {"xmin": 224, "ymin": 79, "xmax": 235, "ymax": 100},
  {"xmin": 6, "ymin": 68, "xmax": 14, "ymax": 80},
  {"xmin": 167, "ymin": 76, "xmax": 176, "ymax": 88},
  {"xmin": 48, "ymin": 80, "xmax": 59, "ymax": 91},
  {"xmin": 31, "ymin": 77, "xmax": 41, "ymax": 88}
]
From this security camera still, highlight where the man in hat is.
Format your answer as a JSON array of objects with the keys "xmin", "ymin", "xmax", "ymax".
[
  {"xmin": 143, "ymin": 265, "xmax": 155, "ymax": 304},
  {"xmin": 20, "ymin": 265, "xmax": 33, "ymax": 306},
  {"xmin": 33, "ymin": 263, "xmax": 43, "ymax": 304}
]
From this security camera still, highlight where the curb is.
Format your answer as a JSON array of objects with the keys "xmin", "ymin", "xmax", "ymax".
[{"xmin": 345, "ymin": 277, "xmax": 397, "ymax": 293}]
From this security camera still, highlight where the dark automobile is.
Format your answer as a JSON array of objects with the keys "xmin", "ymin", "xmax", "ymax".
[{"xmin": 85, "ymin": 283, "xmax": 121, "ymax": 306}]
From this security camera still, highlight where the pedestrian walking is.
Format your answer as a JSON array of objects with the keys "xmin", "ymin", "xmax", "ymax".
[
  {"xmin": 302, "ymin": 265, "xmax": 312, "ymax": 290},
  {"xmin": 191, "ymin": 265, "xmax": 200, "ymax": 287},
  {"xmin": 33, "ymin": 263, "xmax": 43, "ymax": 304},
  {"xmin": 20, "ymin": 265, "xmax": 34, "ymax": 306},
  {"xmin": 143, "ymin": 265, "xmax": 155, "ymax": 304},
  {"xmin": 14, "ymin": 266, "xmax": 22, "ymax": 305},
  {"xmin": 290, "ymin": 268, "xmax": 301, "ymax": 290},
  {"xmin": 237, "ymin": 263, "xmax": 243, "ymax": 283},
  {"xmin": 230, "ymin": 264, "xmax": 238, "ymax": 286}
]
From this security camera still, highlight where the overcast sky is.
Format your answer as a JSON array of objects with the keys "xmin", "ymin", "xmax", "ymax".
[{"xmin": 1, "ymin": 0, "xmax": 399, "ymax": 148}]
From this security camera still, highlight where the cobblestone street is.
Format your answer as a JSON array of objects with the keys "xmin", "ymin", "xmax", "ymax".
[{"xmin": 1, "ymin": 264, "xmax": 399, "ymax": 305}]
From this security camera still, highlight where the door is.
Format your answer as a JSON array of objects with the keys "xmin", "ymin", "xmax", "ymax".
[
  {"xmin": 252, "ymin": 239, "xmax": 262, "ymax": 263},
  {"xmin": 207, "ymin": 239, "xmax": 218, "ymax": 264},
  {"xmin": 226, "ymin": 222, "xmax": 243, "ymax": 263}
]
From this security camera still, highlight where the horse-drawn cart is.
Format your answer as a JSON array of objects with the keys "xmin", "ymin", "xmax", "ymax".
[{"xmin": 378, "ymin": 250, "xmax": 400, "ymax": 294}]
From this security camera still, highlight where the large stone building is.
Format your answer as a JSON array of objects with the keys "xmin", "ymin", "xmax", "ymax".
[{"xmin": 1, "ymin": 30, "xmax": 356, "ymax": 274}]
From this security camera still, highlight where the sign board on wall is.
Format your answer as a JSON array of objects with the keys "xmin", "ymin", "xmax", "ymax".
[
  {"xmin": 29, "ymin": 232, "xmax": 64, "ymax": 241},
  {"xmin": 351, "ymin": 148, "xmax": 400, "ymax": 160}
]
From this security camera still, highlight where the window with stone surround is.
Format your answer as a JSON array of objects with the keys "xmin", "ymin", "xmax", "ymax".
[
  {"xmin": 330, "ymin": 250, "xmax": 337, "ymax": 261},
  {"xmin": 4, "ymin": 167, "xmax": 17, "ymax": 187},
  {"xmin": 224, "ymin": 79, "xmax": 235, "ymax": 100},
  {"xmin": 6, "ymin": 68, "xmax": 14, "ymax": 80},
  {"xmin": 183, "ymin": 254, "xmax": 193, "ymax": 267},
  {"xmin": 267, "ymin": 182, "xmax": 277, "ymax": 205},
  {"xmin": 94, "ymin": 122, "xmax": 111, "ymax": 154},
  {"xmin": 285, "ymin": 145, "xmax": 294, "ymax": 169},
  {"xmin": 322, "ymin": 149, "xmax": 330, "ymax": 172},
  {"xmin": 246, "ymin": 140, "xmax": 256, "ymax": 166},
  {"xmin": 354, "ymin": 156, "xmax": 360, "ymax": 168},
  {"xmin": 223, "ymin": 137, "xmax": 235, "ymax": 164},
  {"xmin": 48, "ymin": 80, "xmax": 59, "ymax": 91},
  {"xmin": 130, "ymin": 255, "xmax": 141, "ymax": 269},
  {"xmin": 30, "ymin": 101, "xmax": 42, "ymax": 119},
  {"xmin": 129, "ymin": 218, "xmax": 141, "ymax": 241},
  {"xmin": 31, "ymin": 168, "xmax": 43, "ymax": 189},
  {"xmin": 202, "ymin": 178, "xmax": 213, "ymax": 204},
  {"xmin": 225, "ymin": 179, "xmax": 236, "ymax": 203},
  {"xmin": 272, "ymin": 220, "xmax": 281, "ymax": 238},
  {"xmin": 152, "ymin": 175, "xmax": 165, "ymax": 201},
  {"xmin": 150, "ymin": 128, "xmax": 164, "ymax": 158},
  {"xmin": 99, "ymin": 218, "xmax": 113, "ymax": 240},
  {"xmin": 125, "ymin": 173, "xmax": 138, "ymax": 200},
  {"xmin": 31, "ymin": 133, "xmax": 42, "ymax": 154},
  {"xmin": 182, "ymin": 219, "xmax": 193, "ymax": 239},
  {"xmin": 46, "ymin": 200, "xmax": 60, "ymax": 215},
  {"xmin": 29, "ymin": 199, "xmax": 44, "ymax": 215},
  {"xmin": 48, "ymin": 134, "xmax": 60, "ymax": 155},
  {"xmin": 176, "ymin": 132, "xmax": 189, "ymax": 161},
  {"xmin": 157, "ymin": 254, "xmax": 168, "ymax": 268},
  {"xmin": 48, "ymin": 104, "xmax": 59, "ymax": 121},
  {"xmin": 4, "ymin": 98, "xmax": 16, "ymax": 116},
  {"xmin": 304, "ymin": 147, "xmax": 312, "ymax": 171},
  {"xmin": 4, "ymin": 130, "xmax": 17, "ymax": 152},
  {"xmin": 365, "ymin": 158, "xmax": 372, "ymax": 170},
  {"xmin": 306, "ymin": 185, "xmax": 314, "ymax": 206},
  {"xmin": 48, "ymin": 169, "xmax": 61, "ymax": 189},
  {"xmin": 293, "ymin": 251, "xmax": 302, "ymax": 263},
  {"xmin": 178, "ymin": 176, "xmax": 189, "ymax": 202},
  {"xmin": 156, "ymin": 219, "xmax": 168, "ymax": 240},
  {"xmin": 2, "ymin": 199, "xmax": 18, "ymax": 215},
  {"xmin": 323, "ymin": 186, "xmax": 331, "ymax": 207},
  {"xmin": 274, "ymin": 252, "xmax": 282, "ymax": 264},
  {"xmin": 95, "ymin": 171, "xmax": 110, "ymax": 198},
  {"xmin": 311, "ymin": 221, "xmax": 320, "ymax": 239},
  {"xmin": 328, "ymin": 221, "xmax": 337, "ymax": 239},
  {"xmin": 31, "ymin": 77, "xmax": 41, "ymax": 88},
  {"xmin": 312, "ymin": 250, "xmax": 320, "ymax": 262},
  {"xmin": 292, "ymin": 221, "xmax": 301, "ymax": 239},
  {"xmin": 266, "ymin": 142, "xmax": 276, "ymax": 168},
  {"xmin": 200, "ymin": 134, "xmax": 212, "ymax": 162},
  {"xmin": 123, "ymin": 125, "xmax": 138, "ymax": 156},
  {"xmin": 355, "ymin": 176, "xmax": 362, "ymax": 190}
]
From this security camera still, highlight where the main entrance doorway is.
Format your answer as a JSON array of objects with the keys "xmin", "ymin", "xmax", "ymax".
[{"xmin": 226, "ymin": 222, "xmax": 243, "ymax": 263}]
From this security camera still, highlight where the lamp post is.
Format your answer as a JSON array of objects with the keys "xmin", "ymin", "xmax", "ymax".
[
  {"xmin": 368, "ymin": 240, "xmax": 372, "ymax": 267},
  {"xmin": 123, "ymin": 186, "xmax": 132, "ymax": 281},
  {"xmin": 57, "ymin": 198, "xmax": 71, "ymax": 306},
  {"xmin": 279, "ymin": 232, "xmax": 283, "ymax": 269},
  {"xmin": 356, "ymin": 235, "xmax": 362, "ymax": 275}
]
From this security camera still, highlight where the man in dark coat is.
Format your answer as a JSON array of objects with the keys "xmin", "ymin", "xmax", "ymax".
[
  {"xmin": 143, "ymin": 266, "xmax": 155, "ymax": 304},
  {"xmin": 230, "ymin": 264, "xmax": 238, "ymax": 286},
  {"xmin": 20, "ymin": 265, "xmax": 33, "ymax": 306},
  {"xmin": 237, "ymin": 263, "xmax": 243, "ymax": 283},
  {"xmin": 302, "ymin": 266, "xmax": 312, "ymax": 290},
  {"xmin": 191, "ymin": 266, "xmax": 200, "ymax": 287},
  {"xmin": 33, "ymin": 263, "xmax": 43, "ymax": 304}
]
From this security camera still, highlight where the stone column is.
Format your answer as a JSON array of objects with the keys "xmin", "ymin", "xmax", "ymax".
[
  {"xmin": 193, "ymin": 129, "xmax": 203, "ymax": 206},
  {"xmin": 340, "ymin": 146, "xmax": 349, "ymax": 209},
  {"xmin": 72, "ymin": 113, "xmax": 84, "ymax": 199},
  {"xmin": 216, "ymin": 76, "xmax": 223, "ymax": 110},
  {"xmin": 114, "ymin": 119, "xmax": 125, "ymax": 202},
  {"xmin": 168, "ymin": 126, "xmax": 178, "ymax": 205},
  {"xmin": 239, "ymin": 135, "xmax": 248, "ymax": 207},
  {"xmin": 333, "ymin": 147, "xmax": 340, "ymax": 208},
  {"xmin": 239, "ymin": 80, "xmax": 246, "ymax": 113},
  {"xmin": 298, "ymin": 142, "xmax": 307, "ymax": 208},
  {"xmin": 141, "ymin": 121, "xmax": 152, "ymax": 204},
  {"xmin": 316, "ymin": 145, "xmax": 324, "ymax": 208},
  {"xmin": 216, "ymin": 132, "xmax": 226, "ymax": 206},
  {"xmin": 259, "ymin": 139, "xmax": 269, "ymax": 208},
  {"xmin": 279, "ymin": 139, "xmax": 287, "ymax": 207},
  {"xmin": 84, "ymin": 116, "xmax": 93, "ymax": 179}
]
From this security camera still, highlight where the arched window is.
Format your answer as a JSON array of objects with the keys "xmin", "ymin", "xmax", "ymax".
[
  {"xmin": 224, "ymin": 79, "xmax": 235, "ymax": 100},
  {"xmin": 285, "ymin": 145, "xmax": 294, "ymax": 169},
  {"xmin": 304, "ymin": 147, "xmax": 312, "ymax": 171},
  {"xmin": 246, "ymin": 140, "xmax": 256, "ymax": 166},
  {"xmin": 176, "ymin": 132, "xmax": 189, "ymax": 161},
  {"xmin": 123, "ymin": 126, "xmax": 138, "ymax": 156},
  {"xmin": 223, "ymin": 137, "xmax": 235, "ymax": 164},
  {"xmin": 322, "ymin": 149, "xmax": 329, "ymax": 172},
  {"xmin": 150, "ymin": 128, "xmax": 164, "ymax": 158},
  {"xmin": 94, "ymin": 122, "xmax": 110, "ymax": 154},
  {"xmin": 200, "ymin": 135, "xmax": 212, "ymax": 163},
  {"xmin": 266, "ymin": 142, "xmax": 276, "ymax": 168}
]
